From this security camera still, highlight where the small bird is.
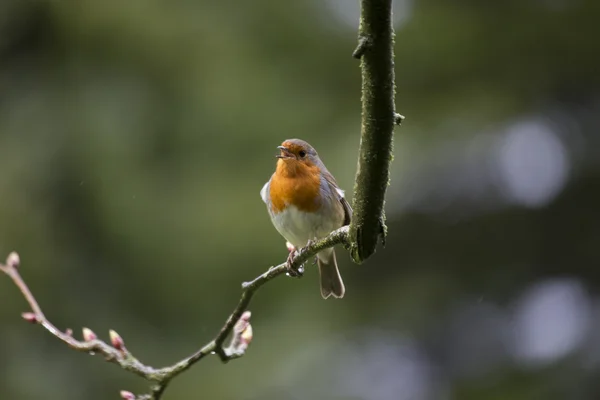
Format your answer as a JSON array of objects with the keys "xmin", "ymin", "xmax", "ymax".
[{"xmin": 260, "ymin": 139, "xmax": 352, "ymax": 299}]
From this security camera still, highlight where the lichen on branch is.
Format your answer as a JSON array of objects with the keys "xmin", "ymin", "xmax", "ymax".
[{"xmin": 349, "ymin": 0, "xmax": 401, "ymax": 263}]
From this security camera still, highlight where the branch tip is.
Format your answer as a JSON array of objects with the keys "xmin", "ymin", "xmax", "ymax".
[
  {"xmin": 21, "ymin": 312, "xmax": 38, "ymax": 323},
  {"xmin": 109, "ymin": 329, "xmax": 125, "ymax": 351},
  {"xmin": 6, "ymin": 251, "xmax": 20, "ymax": 269},
  {"xmin": 82, "ymin": 327, "xmax": 97, "ymax": 341},
  {"xmin": 120, "ymin": 390, "xmax": 136, "ymax": 400}
]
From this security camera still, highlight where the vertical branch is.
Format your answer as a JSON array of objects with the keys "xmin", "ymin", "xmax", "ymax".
[{"xmin": 349, "ymin": 0, "xmax": 399, "ymax": 263}]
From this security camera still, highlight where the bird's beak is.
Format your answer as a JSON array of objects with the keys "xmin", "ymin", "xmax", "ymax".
[{"xmin": 276, "ymin": 146, "xmax": 295, "ymax": 159}]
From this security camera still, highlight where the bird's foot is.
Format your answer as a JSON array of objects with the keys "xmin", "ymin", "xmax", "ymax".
[{"xmin": 285, "ymin": 244, "xmax": 304, "ymax": 277}]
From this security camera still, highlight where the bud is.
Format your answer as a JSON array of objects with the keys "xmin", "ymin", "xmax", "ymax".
[
  {"xmin": 286, "ymin": 242, "xmax": 295, "ymax": 252},
  {"xmin": 109, "ymin": 329, "xmax": 125, "ymax": 350},
  {"xmin": 240, "ymin": 324, "xmax": 253, "ymax": 346},
  {"xmin": 65, "ymin": 328, "xmax": 73, "ymax": 337},
  {"xmin": 82, "ymin": 327, "xmax": 97, "ymax": 341},
  {"xmin": 233, "ymin": 311, "xmax": 251, "ymax": 334},
  {"xmin": 240, "ymin": 310, "xmax": 251, "ymax": 322},
  {"xmin": 21, "ymin": 312, "xmax": 38, "ymax": 323},
  {"xmin": 7, "ymin": 252, "xmax": 20, "ymax": 269},
  {"xmin": 119, "ymin": 390, "xmax": 136, "ymax": 400},
  {"xmin": 230, "ymin": 311, "xmax": 253, "ymax": 353}
]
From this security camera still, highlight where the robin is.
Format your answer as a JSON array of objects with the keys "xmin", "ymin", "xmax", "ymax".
[{"xmin": 260, "ymin": 139, "xmax": 352, "ymax": 299}]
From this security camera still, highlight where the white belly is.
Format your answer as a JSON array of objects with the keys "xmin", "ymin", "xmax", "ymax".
[{"xmin": 270, "ymin": 205, "xmax": 338, "ymax": 249}]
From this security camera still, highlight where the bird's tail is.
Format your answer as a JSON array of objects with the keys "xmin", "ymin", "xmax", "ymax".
[{"xmin": 317, "ymin": 249, "xmax": 345, "ymax": 299}]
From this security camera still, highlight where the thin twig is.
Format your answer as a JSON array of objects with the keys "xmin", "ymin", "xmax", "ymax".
[{"xmin": 0, "ymin": 226, "xmax": 349, "ymax": 400}]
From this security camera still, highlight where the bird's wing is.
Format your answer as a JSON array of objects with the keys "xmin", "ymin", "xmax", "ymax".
[
  {"xmin": 260, "ymin": 179, "xmax": 270, "ymax": 204},
  {"xmin": 321, "ymin": 169, "xmax": 352, "ymax": 226}
]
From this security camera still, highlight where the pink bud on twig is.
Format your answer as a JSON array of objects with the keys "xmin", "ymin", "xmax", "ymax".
[
  {"xmin": 233, "ymin": 311, "xmax": 251, "ymax": 335},
  {"xmin": 82, "ymin": 327, "xmax": 97, "ymax": 341},
  {"xmin": 21, "ymin": 312, "xmax": 38, "ymax": 323},
  {"xmin": 7, "ymin": 252, "xmax": 20, "ymax": 269},
  {"xmin": 109, "ymin": 330, "xmax": 125, "ymax": 351},
  {"xmin": 240, "ymin": 310, "xmax": 251, "ymax": 323},
  {"xmin": 119, "ymin": 390, "xmax": 136, "ymax": 400},
  {"xmin": 241, "ymin": 324, "xmax": 253, "ymax": 346},
  {"xmin": 231, "ymin": 310, "xmax": 253, "ymax": 352}
]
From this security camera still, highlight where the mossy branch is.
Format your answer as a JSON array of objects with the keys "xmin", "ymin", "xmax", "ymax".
[{"xmin": 349, "ymin": 0, "xmax": 401, "ymax": 263}]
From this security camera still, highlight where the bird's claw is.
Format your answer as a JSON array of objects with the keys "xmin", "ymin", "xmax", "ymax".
[{"xmin": 285, "ymin": 250, "xmax": 304, "ymax": 277}]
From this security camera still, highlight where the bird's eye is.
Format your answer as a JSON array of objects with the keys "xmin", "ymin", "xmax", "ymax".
[{"xmin": 299, "ymin": 150, "xmax": 307, "ymax": 158}]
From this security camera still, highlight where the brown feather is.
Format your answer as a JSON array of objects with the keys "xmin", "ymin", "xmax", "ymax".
[
  {"xmin": 318, "ymin": 250, "xmax": 345, "ymax": 299},
  {"xmin": 320, "ymin": 168, "xmax": 352, "ymax": 226}
]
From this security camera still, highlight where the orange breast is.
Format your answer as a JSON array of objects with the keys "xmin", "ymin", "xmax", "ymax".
[{"xmin": 269, "ymin": 161, "xmax": 321, "ymax": 213}]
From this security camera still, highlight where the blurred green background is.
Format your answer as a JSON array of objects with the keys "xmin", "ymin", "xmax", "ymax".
[{"xmin": 1, "ymin": 0, "xmax": 600, "ymax": 399}]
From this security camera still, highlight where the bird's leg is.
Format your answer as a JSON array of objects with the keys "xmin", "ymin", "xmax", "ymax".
[{"xmin": 285, "ymin": 242, "xmax": 303, "ymax": 277}]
